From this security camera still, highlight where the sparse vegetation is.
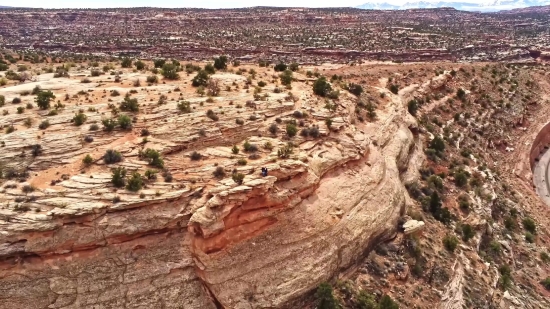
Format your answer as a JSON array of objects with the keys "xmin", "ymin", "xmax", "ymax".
[
  {"xmin": 213, "ymin": 166, "xmax": 226, "ymax": 178},
  {"xmin": 72, "ymin": 112, "xmax": 87, "ymax": 126},
  {"xmin": 232, "ymin": 172, "xmax": 245, "ymax": 184},
  {"xmin": 286, "ymin": 123, "xmax": 298, "ymax": 137},
  {"xmin": 443, "ymin": 234, "xmax": 459, "ymax": 252},
  {"xmin": 190, "ymin": 151, "xmax": 202, "ymax": 161},
  {"xmin": 120, "ymin": 96, "xmax": 139, "ymax": 112},
  {"xmin": 141, "ymin": 148, "xmax": 164, "ymax": 168},
  {"xmin": 126, "ymin": 172, "xmax": 143, "ymax": 192},
  {"xmin": 111, "ymin": 167, "xmax": 127, "ymax": 188},
  {"xmin": 315, "ymin": 283, "xmax": 339, "ymax": 309},
  {"xmin": 103, "ymin": 149, "xmax": 122, "ymax": 164},
  {"xmin": 35, "ymin": 90, "xmax": 55, "ymax": 109},
  {"xmin": 313, "ymin": 77, "xmax": 332, "ymax": 97},
  {"xmin": 83, "ymin": 154, "xmax": 93, "ymax": 165}
]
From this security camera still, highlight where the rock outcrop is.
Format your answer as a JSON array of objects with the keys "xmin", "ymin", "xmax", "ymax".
[{"xmin": 0, "ymin": 65, "xmax": 419, "ymax": 308}]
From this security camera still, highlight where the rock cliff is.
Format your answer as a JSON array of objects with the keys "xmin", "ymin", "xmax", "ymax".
[{"xmin": 0, "ymin": 64, "xmax": 419, "ymax": 308}]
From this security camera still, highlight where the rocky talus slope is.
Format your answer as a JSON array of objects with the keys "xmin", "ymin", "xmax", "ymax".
[{"xmin": 0, "ymin": 66, "xmax": 419, "ymax": 308}]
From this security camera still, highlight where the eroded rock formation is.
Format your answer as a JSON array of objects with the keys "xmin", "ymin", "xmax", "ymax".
[{"xmin": 0, "ymin": 65, "xmax": 419, "ymax": 308}]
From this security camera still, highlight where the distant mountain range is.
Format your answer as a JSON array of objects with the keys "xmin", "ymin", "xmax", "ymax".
[{"xmin": 356, "ymin": 0, "xmax": 550, "ymax": 12}]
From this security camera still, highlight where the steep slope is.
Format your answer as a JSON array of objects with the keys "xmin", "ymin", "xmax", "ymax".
[{"xmin": 316, "ymin": 62, "xmax": 550, "ymax": 309}]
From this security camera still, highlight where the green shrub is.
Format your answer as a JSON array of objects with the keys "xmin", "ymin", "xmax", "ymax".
[
  {"xmin": 192, "ymin": 70, "xmax": 210, "ymax": 87},
  {"xmin": 461, "ymin": 224, "xmax": 475, "ymax": 242},
  {"xmin": 232, "ymin": 172, "xmax": 245, "ymax": 184},
  {"xmin": 525, "ymin": 232, "xmax": 535, "ymax": 243},
  {"xmin": 408, "ymin": 99, "xmax": 418, "ymax": 116},
  {"xmin": 38, "ymin": 120, "xmax": 50, "ymax": 130},
  {"xmin": 443, "ymin": 234, "xmax": 459, "ymax": 252},
  {"xmin": 541, "ymin": 277, "xmax": 550, "ymax": 290},
  {"xmin": 213, "ymin": 55, "xmax": 228, "ymax": 70},
  {"xmin": 120, "ymin": 96, "xmax": 139, "ymax": 112},
  {"xmin": 146, "ymin": 75, "xmax": 158, "ymax": 83},
  {"xmin": 161, "ymin": 63, "xmax": 179, "ymax": 80},
  {"xmin": 428, "ymin": 191, "xmax": 452, "ymax": 224},
  {"xmin": 72, "ymin": 112, "xmax": 87, "ymax": 126},
  {"xmin": 389, "ymin": 84, "xmax": 399, "ymax": 94},
  {"xmin": 379, "ymin": 294, "xmax": 399, "ymax": 309},
  {"xmin": 489, "ymin": 240, "xmax": 502, "ymax": 255},
  {"xmin": 141, "ymin": 148, "xmax": 164, "ymax": 168},
  {"xmin": 82, "ymin": 154, "xmax": 93, "ymax": 165},
  {"xmin": 177, "ymin": 101, "xmax": 191, "ymax": 113},
  {"xmin": 277, "ymin": 143, "xmax": 294, "ymax": 159},
  {"xmin": 286, "ymin": 123, "xmax": 298, "ymax": 137},
  {"xmin": 213, "ymin": 166, "xmax": 226, "ymax": 178},
  {"xmin": 454, "ymin": 171, "xmax": 469, "ymax": 187},
  {"xmin": 313, "ymin": 77, "xmax": 332, "ymax": 97},
  {"xmin": 135, "ymin": 60, "xmax": 145, "ymax": 70},
  {"xmin": 118, "ymin": 114, "xmax": 132, "ymax": 130},
  {"xmin": 111, "ymin": 167, "xmax": 127, "ymax": 188},
  {"xmin": 347, "ymin": 83, "xmax": 363, "ymax": 96},
  {"xmin": 204, "ymin": 63, "xmax": 216, "ymax": 74},
  {"xmin": 243, "ymin": 140, "xmax": 258, "ymax": 152},
  {"xmin": 427, "ymin": 175, "xmax": 443, "ymax": 191},
  {"xmin": 498, "ymin": 264, "xmax": 512, "ymax": 290},
  {"xmin": 21, "ymin": 184, "xmax": 35, "ymax": 193},
  {"xmin": 31, "ymin": 85, "xmax": 41, "ymax": 95},
  {"xmin": 456, "ymin": 88, "xmax": 466, "ymax": 101},
  {"xmin": 35, "ymin": 90, "xmax": 55, "ymax": 109},
  {"xmin": 357, "ymin": 290, "xmax": 378, "ymax": 309},
  {"xmin": 104, "ymin": 149, "xmax": 123, "ymax": 164},
  {"xmin": 102, "ymin": 118, "xmax": 117, "ymax": 131},
  {"xmin": 190, "ymin": 151, "xmax": 202, "ymax": 161},
  {"xmin": 126, "ymin": 172, "xmax": 143, "ymax": 192},
  {"xmin": 279, "ymin": 69, "xmax": 293, "ymax": 86},
  {"xmin": 405, "ymin": 181, "xmax": 422, "ymax": 200},
  {"xmin": 154, "ymin": 59, "xmax": 165, "ymax": 68},
  {"xmin": 366, "ymin": 102, "xmax": 377, "ymax": 120},
  {"xmin": 121, "ymin": 57, "xmax": 132, "ymax": 68},
  {"xmin": 231, "ymin": 145, "xmax": 239, "ymax": 154},
  {"xmin": 237, "ymin": 158, "xmax": 247, "ymax": 166},
  {"xmin": 31, "ymin": 144, "xmax": 42, "ymax": 157},
  {"xmin": 429, "ymin": 136, "xmax": 445, "ymax": 153},
  {"xmin": 458, "ymin": 194, "xmax": 470, "ymax": 210},
  {"xmin": 315, "ymin": 283, "xmax": 339, "ymax": 309},
  {"xmin": 523, "ymin": 217, "xmax": 536, "ymax": 234},
  {"xmin": 274, "ymin": 63, "xmax": 287, "ymax": 72}
]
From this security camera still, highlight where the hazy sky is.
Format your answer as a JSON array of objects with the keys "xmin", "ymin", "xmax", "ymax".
[{"xmin": 0, "ymin": 0, "xmax": 484, "ymax": 9}]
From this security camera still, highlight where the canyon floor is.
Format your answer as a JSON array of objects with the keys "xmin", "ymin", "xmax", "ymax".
[{"xmin": 1, "ymin": 58, "xmax": 550, "ymax": 309}]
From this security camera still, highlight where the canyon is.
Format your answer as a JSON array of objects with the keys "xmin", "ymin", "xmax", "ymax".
[{"xmin": 1, "ymin": 51, "xmax": 550, "ymax": 308}]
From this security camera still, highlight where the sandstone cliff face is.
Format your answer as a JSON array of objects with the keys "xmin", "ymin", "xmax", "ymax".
[{"xmin": 0, "ymin": 66, "xmax": 418, "ymax": 308}]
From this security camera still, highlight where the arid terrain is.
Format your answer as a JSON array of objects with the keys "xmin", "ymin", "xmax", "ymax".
[
  {"xmin": 1, "ymin": 36, "xmax": 550, "ymax": 309},
  {"xmin": 0, "ymin": 49, "xmax": 550, "ymax": 309},
  {"xmin": 1, "ymin": 6, "xmax": 550, "ymax": 63}
]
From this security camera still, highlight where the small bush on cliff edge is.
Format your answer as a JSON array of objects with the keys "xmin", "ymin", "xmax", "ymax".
[{"xmin": 315, "ymin": 282, "xmax": 339, "ymax": 309}]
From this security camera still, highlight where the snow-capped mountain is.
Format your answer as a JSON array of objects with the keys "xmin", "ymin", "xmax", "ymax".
[{"xmin": 356, "ymin": 0, "xmax": 550, "ymax": 12}]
